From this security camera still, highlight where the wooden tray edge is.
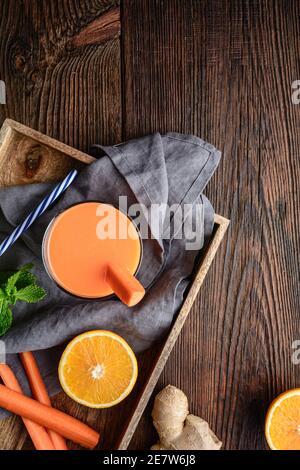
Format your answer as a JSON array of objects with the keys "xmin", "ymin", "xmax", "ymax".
[
  {"xmin": 117, "ymin": 213, "xmax": 230, "ymax": 449},
  {"xmin": 1, "ymin": 119, "xmax": 95, "ymax": 165}
]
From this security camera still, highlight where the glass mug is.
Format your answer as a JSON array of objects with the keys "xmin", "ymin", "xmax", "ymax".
[{"xmin": 42, "ymin": 202, "xmax": 145, "ymax": 306}]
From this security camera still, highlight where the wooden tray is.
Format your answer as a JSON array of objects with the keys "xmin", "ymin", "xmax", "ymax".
[{"xmin": 0, "ymin": 119, "xmax": 229, "ymax": 449}]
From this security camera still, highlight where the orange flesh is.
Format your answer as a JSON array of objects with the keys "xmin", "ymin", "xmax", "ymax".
[
  {"xmin": 44, "ymin": 202, "xmax": 141, "ymax": 298},
  {"xmin": 60, "ymin": 333, "xmax": 137, "ymax": 406},
  {"xmin": 268, "ymin": 395, "xmax": 300, "ymax": 450}
]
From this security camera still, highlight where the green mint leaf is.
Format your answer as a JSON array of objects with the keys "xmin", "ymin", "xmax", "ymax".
[
  {"xmin": 6, "ymin": 286, "xmax": 18, "ymax": 305},
  {"xmin": 5, "ymin": 271, "xmax": 21, "ymax": 296},
  {"xmin": 4, "ymin": 263, "xmax": 35, "ymax": 295},
  {"xmin": 0, "ymin": 288, "xmax": 7, "ymax": 300},
  {"xmin": 16, "ymin": 271, "xmax": 37, "ymax": 289},
  {"xmin": 16, "ymin": 285, "xmax": 46, "ymax": 303},
  {"xmin": 0, "ymin": 263, "xmax": 47, "ymax": 336},
  {"xmin": 0, "ymin": 264, "xmax": 34, "ymax": 290},
  {"xmin": 0, "ymin": 300, "xmax": 12, "ymax": 337}
]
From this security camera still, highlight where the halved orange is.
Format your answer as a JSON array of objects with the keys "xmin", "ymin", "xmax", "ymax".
[
  {"xmin": 58, "ymin": 330, "xmax": 138, "ymax": 408},
  {"xmin": 265, "ymin": 389, "xmax": 300, "ymax": 450}
]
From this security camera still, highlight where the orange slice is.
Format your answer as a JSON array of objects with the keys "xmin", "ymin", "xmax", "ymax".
[
  {"xmin": 265, "ymin": 389, "xmax": 300, "ymax": 450},
  {"xmin": 58, "ymin": 330, "xmax": 138, "ymax": 408}
]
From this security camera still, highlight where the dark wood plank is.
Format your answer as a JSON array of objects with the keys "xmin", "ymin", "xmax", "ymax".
[
  {"xmin": 0, "ymin": 0, "xmax": 122, "ymax": 450},
  {"xmin": 124, "ymin": 0, "xmax": 300, "ymax": 450},
  {"xmin": 0, "ymin": 0, "xmax": 121, "ymax": 149},
  {"xmin": 1, "ymin": 0, "xmax": 299, "ymax": 451}
]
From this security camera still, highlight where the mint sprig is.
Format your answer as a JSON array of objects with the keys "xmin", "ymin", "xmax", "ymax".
[
  {"xmin": 0, "ymin": 264, "xmax": 46, "ymax": 336},
  {"xmin": 0, "ymin": 300, "xmax": 12, "ymax": 336}
]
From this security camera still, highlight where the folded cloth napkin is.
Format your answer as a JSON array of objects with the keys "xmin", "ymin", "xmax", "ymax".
[{"xmin": 0, "ymin": 132, "xmax": 220, "ymax": 411}]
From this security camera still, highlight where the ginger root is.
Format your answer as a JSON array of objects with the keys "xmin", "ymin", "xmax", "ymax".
[{"xmin": 151, "ymin": 385, "xmax": 222, "ymax": 450}]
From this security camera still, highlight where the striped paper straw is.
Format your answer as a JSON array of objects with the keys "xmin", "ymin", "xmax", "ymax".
[{"xmin": 0, "ymin": 169, "xmax": 78, "ymax": 257}]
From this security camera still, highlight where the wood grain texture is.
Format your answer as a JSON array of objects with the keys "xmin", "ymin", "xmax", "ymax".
[
  {"xmin": 0, "ymin": 119, "xmax": 94, "ymax": 186},
  {"xmin": 0, "ymin": 0, "xmax": 122, "ymax": 450},
  {"xmin": 124, "ymin": 0, "xmax": 300, "ymax": 450},
  {"xmin": 71, "ymin": 6, "xmax": 120, "ymax": 48},
  {"xmin": 0, "ymin": 0, "xmax": 299, "ymax": 451},
  {"xmin": 0, "ymin": 0, "xmax": 121, "ymax": 149}
]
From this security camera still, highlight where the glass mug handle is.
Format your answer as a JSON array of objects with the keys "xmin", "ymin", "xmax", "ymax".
[{"xmin": 105, "ymin": 262, "xmax": 145, "ymax": 307}]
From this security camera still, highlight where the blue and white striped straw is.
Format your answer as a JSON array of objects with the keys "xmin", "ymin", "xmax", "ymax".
[{"xmin": 0, "ymin": 169, "xmax": 78, "ymax": 257}]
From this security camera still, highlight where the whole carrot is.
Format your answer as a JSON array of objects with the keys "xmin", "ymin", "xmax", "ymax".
[
  {"xmin": 0, "ymin": 384, "xmax": 99, "ymax": 449},
  {"xmin": 20, "ymin": 352, "xmax": 68, "ymax": 450},
  {"xmin": 0, "ymin": 364, "xmax": 55, "ymax": 450}
]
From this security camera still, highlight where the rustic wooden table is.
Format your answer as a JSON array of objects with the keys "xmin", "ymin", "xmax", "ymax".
[{"xmin": 0, "ymin": 0, "xmax": 299, "ymax": 450}]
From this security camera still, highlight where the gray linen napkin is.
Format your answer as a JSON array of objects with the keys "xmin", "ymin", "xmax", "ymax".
[{"xmin": 0, "ymin": 132, "xmax": 220, "ymax": 410}]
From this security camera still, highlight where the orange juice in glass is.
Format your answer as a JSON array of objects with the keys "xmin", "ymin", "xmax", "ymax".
[{"xmin": 42, "ymin": 202, "xmax": 145, "ymax": 306}]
